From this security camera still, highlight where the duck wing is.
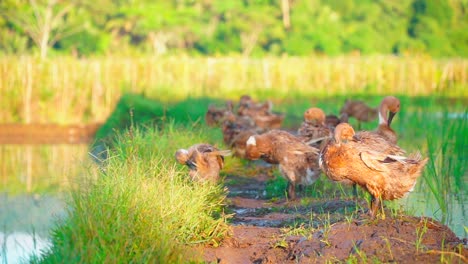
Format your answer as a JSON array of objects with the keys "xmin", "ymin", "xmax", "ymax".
[
  {"xmin": 359, "ymin": 151, "xmax": 391, "ymax": 172},
  {"xmin": 206, "ymin": 149, "xmax": 232, "ymax": 169}
]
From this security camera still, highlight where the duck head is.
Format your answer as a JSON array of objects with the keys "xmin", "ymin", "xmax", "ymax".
[
  {"xmin": 304, "ymin": 107, "xmax": 326, "ymax": 126},
  {"xmin": 334, "ymin": 123, "xmax": 356, "ymax": 144},
  {"xmin": 379, "ymin": 96, "xmax": 400, "ymax": 126},
  {"xmin": 175, "ymin": 149, "xmax": 189, "ymax": 164},
  {"xmin": 239, "ymin": 95, "xmax": 253, "ymax": 107}
]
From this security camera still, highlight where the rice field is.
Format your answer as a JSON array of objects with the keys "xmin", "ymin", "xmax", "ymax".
[
  {"xmin": 0, "ymin": 55, "xmax": 466, "ymax": 262},
  {"xmin": 0, "ymin": 55, "xmax": 466, "ymax": 123}
]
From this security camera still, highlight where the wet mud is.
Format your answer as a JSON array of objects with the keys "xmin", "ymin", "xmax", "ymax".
[{"xmin": 200, "ymin": 171, "xmax": 468, "ymax": 263}]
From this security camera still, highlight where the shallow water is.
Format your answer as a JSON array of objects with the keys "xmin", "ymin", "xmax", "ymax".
[
  {"xmin": 0, "ymin": 232, "xmax": 51, "ymax": 264},
  {"xmin": 400, "ymin": 191, "xmax": 467, "ymax": 239},
  {"xmin": 0, "ymin": 194, "xmax": 65, "ymax": 263}
]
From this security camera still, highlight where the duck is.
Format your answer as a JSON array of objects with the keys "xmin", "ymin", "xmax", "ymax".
[
  {"xmin": 229, "ymin": 129, "xmax": 258, "ymax": 159},
  {"xmin": 375, "ymin": 96, "xmax": 400, "ymax": 144},
  {"xmin": 175, "ymin": 144, "xmax": 231, "ymax": 182},
  {"xmin": 340, "ymin": 99, "xmax": 378, "ymax": 129},
  {"xmin": 319, "ymin": 123, "xmax": 428, "ymax": 217},
  {"xmin": 245, "ymin": 130, "xmax": 320, "ymax": 200},
  {"xmin": 236, "ymin": 95, "xmax": 284, "ymax": 130},
  {"xmin": 237, "ymin": 95, "xmax": 272, "ymax": 117},
  {"xmin": 325, "ymin": 113, "xmax": 349, "ymax": 130},
  {"xmin": 221, "ymin": 112, "xmax": 257, "ymax": 148},
  {"xmin": 297, "ymin": 107, "xmax": 332, "ymax": 148},
  {"xmin": 205, "ymin": 100, "xmax": 234, "ymax": 127},
  {"xmin": 251, "ymin": 113, "xmax": 285, "ymax": 130}
]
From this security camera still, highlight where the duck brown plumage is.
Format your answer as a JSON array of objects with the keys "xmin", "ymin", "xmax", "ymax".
[
  {"xmin": 175, "ymin": 144, "xmax": 231, "ymax": 182},
  {"xmin": 230, "ymin": 129, "xmax": 258, "ymax": 159},
  {"xmin": 319, "ymin": 123, "xmax": 428, "ymax": 217},
  {"xmin": 237, "ymin": 95, "xmax": 272, "ymax": 117},
  {"xmin": 221, "ymin": 112, "xmax": 257, "ymax": 146},
  {"xmin": 325, "ymin": 113, "xmax": 349, "ymax": 130},
  {"xmin": 252, "ymin": 113, "xmax": 285, "ymax": 130},
  {"xmin": 297, "ymin": 107, "xmax": 332, "ymax": 148},
  {"xmin": 340, "ymin": 99, "xmax": 378, "ymax": 129},
  {"xmin": 245, "ymin": 130, "xmax": 320, "ymax": 200},
  {"xmin": 236, "ymin": 95, "xmax": 284, "ymax": 130},
  {"xmin": 205, "ymin": 100, "xmax": 234, "ymax": 127}
]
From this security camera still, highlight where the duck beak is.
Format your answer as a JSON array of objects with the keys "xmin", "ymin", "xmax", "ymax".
[
  {"xmin": 186, "ymin": 160, "xmax": 197, "ymax": 170},
  {"xmin": 388, "ymin": 111, "xmax": 396, "ymax": 126}
]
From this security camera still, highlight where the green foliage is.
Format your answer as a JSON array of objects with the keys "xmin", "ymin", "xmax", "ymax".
[
  {"xmin": 0, "ymin": 0, "xmax": 466, "ymax": 57},
  {"xmin": 93, "ymin": 93, "xmax": 224, "ymax": 145},
  {"xmin": 38, "ymin": 124, "xmax": 230, "ymax": 263}
]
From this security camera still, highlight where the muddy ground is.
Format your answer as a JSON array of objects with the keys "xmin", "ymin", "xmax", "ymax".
[{"xmin": 199, "ymin": 169, "xmax": 468, "ymax": 264}]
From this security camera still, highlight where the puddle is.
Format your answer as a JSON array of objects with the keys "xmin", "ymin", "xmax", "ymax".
[{"xmin": 227, "ymin": 189, "xmax": 265, "ymax": 199}]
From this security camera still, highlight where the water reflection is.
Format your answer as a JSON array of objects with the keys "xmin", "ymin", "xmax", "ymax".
[
  {"xmin": 1, "ymin": 232, "xmax": 51, "ymax": 264},
  {"xmin": 0, "ymin": 194, "xmax": 65, "ymax": 263}
]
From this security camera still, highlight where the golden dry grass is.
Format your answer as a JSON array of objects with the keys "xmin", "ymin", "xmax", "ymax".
[{"xmin": 0, "ymin": 55, "xmax": 466, "ymax": 124}]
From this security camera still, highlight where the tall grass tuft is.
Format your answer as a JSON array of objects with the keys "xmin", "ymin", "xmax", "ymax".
[
  {"xmin": 38, "ymin": 124, "xmax": 231, "ymax": 263},
  {"xmin": 421, "ymin": 109, "xmax": 467, "ymax": 223}
]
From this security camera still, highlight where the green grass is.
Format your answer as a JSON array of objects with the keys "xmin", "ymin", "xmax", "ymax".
[
  {"xmin": 424, "ymin": 110, "xmax": 467, "ymax": 221},
  {"xmin": 36, "ymin": 124, "xmax": 231, "ymax": 263}
]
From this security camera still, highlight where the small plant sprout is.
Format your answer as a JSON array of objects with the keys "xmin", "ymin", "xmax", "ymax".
[
  {"xmin": 349, "ymin": 240, "xmax": 368, "ymax": 262},
  {"xmin": 415, "ymin": 218, "xmax": 429, "ymax": 252},
  {"xmin": 318, "ymin": 213, "xmax": 333, "ymax": 247},
  {"xmin": 380, "ymin": 236, "xmax": 394, "ymax": 261},
  {"xmin": 344, "ymin": 212, "xmax": 356, "ymax": 226},
  {"xmin": 271, "ymin": 232, "xmax": 288, "ymax": 249}
]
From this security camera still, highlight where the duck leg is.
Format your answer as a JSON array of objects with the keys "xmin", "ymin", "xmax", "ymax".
[
  {"xmin": 369, "ymin": 195, "xmax": 381, "ymax": 218},
  {"xmin": 287, "ymin": 181, "xmax": 296, "ymax": 200},
  {"xmin": 352, "ymin": 183, "xmax": 358, "ymax": 200}
]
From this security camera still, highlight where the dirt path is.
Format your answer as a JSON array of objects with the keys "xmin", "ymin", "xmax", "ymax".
[{"xmin": 200, "ymin": 171, "xmax": 468, "ymax": 263}]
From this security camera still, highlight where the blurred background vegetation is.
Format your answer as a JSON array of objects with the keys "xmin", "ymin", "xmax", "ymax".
[{"xmin": 1, "ymin": 0, "xmax": 467, "ymax": 58}]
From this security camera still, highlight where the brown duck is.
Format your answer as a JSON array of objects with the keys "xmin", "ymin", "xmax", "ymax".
[
  {"xmin": 251, "ymin": 113, "xmax": 285, "ymax": 130},
  {"xmin": 325, "ymin": 113, "xmax": 349, "ymax": 130},
  {"xmin": 229, "ymin": 129, "xmax": 258, "ymax": 159},
  {"xmin": 297, "ymin": 107, "xmax": 332, "ymax": 148},
  {"xmin": 245, "ymin": 130, "xmax": 320, "ymax": 200},
  {"xmin": 375, "ymin": 96, "xmax": 400, "ymax": 144},
  {"xmin": 319, "ymin": 123, "xmax": 428, "ymax": 217},
  {"xmin": 237, "ymin": 95, "xmax": 272, "ymax": 117},
  {"xmin": 221, "ymin": 112, "xmax": 257, "ymax": 148},
  {"xmin": 340, "ymin": 99, "xmax": 378, "ymax": 129},
  {"xmin": 205, "ymin": 100, "xmax": 234, "ymax": 127},
  {"xmin": 236, "ymin": 95, "xmax": 284, "ymax": 130},
  {"xmin": 175, "ymin": 144, "xmax": 231, "ymax": 182}
]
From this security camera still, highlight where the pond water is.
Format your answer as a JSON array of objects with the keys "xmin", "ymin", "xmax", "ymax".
[
  {"xmin": 401, "ymin": 191, "xmax": 467, "ymax": 239},
  {"xmin": 0, "ymin": 194, "xmax": 65, "ymax": 263}
]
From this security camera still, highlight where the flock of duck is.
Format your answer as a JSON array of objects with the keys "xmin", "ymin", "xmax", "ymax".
[{"xmin": 175, "ymin": 95, "xmax": 428, "ymax": 218}]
